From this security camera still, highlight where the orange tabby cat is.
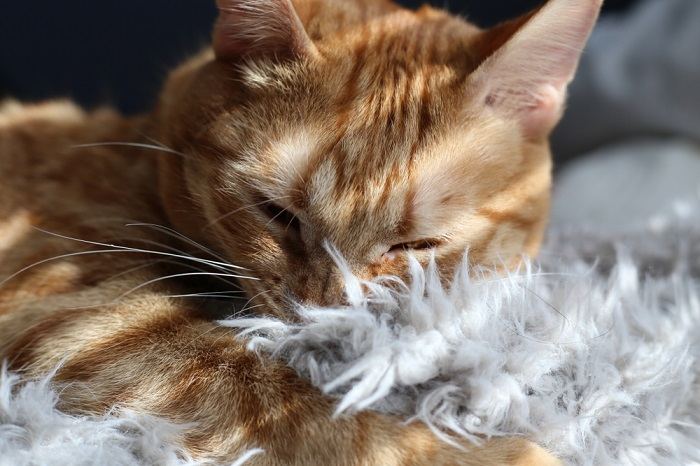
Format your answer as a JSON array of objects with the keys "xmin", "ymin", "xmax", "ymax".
[{"xmin": 0, "ymin": 0, "xmax": 601, "ymax": 464}]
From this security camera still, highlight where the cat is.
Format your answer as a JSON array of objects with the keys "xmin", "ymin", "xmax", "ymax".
[{"xmin": 0, "ymin": 0, "xmax": 601, "ymax": 464}]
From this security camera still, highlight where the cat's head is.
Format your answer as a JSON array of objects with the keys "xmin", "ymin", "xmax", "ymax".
[{"xmin": 156, "ymin": 0, "xmax": 602, "ymax": 314}]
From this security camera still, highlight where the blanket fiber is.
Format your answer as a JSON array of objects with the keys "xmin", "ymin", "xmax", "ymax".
[{"xmin": 1, "ymin": 156, "xmax": 699, "ymax": 465}]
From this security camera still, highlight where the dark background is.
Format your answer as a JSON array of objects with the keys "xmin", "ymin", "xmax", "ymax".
[{"xmin": 0, "ymin": 0, "xmax": 636, "ymax": 115}]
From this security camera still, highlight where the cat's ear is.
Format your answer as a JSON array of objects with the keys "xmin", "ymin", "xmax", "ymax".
[
  {"xmin": 470, "ymin": 0, "xmax": 602, "ymax": 139},
  {"xmin": 213, "ymin": 0, "xmax": 318, "ymax": 61}
]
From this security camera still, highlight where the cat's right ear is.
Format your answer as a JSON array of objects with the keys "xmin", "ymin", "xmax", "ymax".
[
  {"xmin": 213, "ymin": 0, "xmax": 318, "ymax": 61},
  {"xmin": 469, "ymin": 0, "xmax": 602, "ymax": 140}
]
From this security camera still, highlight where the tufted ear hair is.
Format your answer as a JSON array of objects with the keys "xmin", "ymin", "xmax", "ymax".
[
  {"xmin": 213, "ymin": 0, "xmax": 318, "ymax": 61},
  {"xmin": 470, "ymin": 0, "xmax": 603, "ymax": 139}
]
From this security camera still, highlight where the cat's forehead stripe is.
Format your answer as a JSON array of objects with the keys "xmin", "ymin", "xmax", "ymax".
[{"xmin": 262, "ymin": 9, "xmax": 493, "ymax": 237}]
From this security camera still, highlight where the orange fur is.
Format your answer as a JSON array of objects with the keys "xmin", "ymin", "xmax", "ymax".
[{"xmin": 0, "ymin": 0, "xmax": 602, "ymax": 463}]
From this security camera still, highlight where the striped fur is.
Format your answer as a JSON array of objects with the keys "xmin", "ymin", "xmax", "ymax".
[{"xmin": 0, "ymin": 0, "xmax": 601, "ymax": 463}]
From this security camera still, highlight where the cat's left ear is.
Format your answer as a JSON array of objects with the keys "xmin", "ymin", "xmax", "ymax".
[
  {"xmin": 470, "ymin": 0, "xmax": 603, "ymax": 139},
  {"xmin": 213, "ymin": 0, "xmax": 318, "ymax": 61}
]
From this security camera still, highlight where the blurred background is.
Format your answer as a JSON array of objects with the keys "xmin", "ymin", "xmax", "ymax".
[
  {"xmin": 1, "ymin": 0, "xmax": 698, "ymax": 228},
  {"xmin": 0, "ymin": 0, "xmax": 635, "ymax": 114}
]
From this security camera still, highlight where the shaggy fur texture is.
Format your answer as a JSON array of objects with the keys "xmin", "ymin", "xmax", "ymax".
[
  {"xmin": 0, "ymin": 364, "xmax": 263, "ymax": 466},
  {"xmin": 2, "ymin": 182, "xmax": 698, "ymax": 466},
  {"xmin": 223, "ymin": 202, "xmax": 700, "ymax": 466},
  {"xmin": 0, "ymin": 366, "xmax": 195, "ymax": 466}
]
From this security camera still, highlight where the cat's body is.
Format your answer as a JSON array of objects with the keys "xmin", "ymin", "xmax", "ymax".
[{"xmin": 0, "ymin": 0, "xmax": 601, "ymax": 464}]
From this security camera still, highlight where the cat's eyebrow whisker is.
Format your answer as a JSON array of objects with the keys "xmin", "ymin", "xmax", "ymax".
[
  {"xmin": 31, "ymin": 227, "xmax": 248, "ymax": 272},
  {"xmin": 205, "ymin": 195, "xmax": 292, "ymax": 229},
  {"xmin": 71, "ymin": 142, "xmax": 188, "ymax": 158}
]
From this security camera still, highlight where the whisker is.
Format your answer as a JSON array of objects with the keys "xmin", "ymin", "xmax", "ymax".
[
  {"xmin": 239, "ymin": 303, "xmax": 267, "ymax": 314},
  {"xmin": 112, "ymin": 236, "xmax": 246, "ymax": 280},
  {"xmin": 0, "ymin": 249, "xmax": 137, "ymax": 289},
  {"xmin": 71, "ymin": 142, "xmax": 187, "ymax": 158},
  {"xmin": 238, "ymin": 289, "xmax": 272, "ymax": 314},
  {"xmin": 63, "ymin": 219, "xmax": 247, "ymax": 271},
  {"xmin": 125, "ymin": 223, "xmax": 233, "ymax": 265},
  {"xmin": 61, "ymin": 217, "xmax": 250, "ymax": 272},
  {"xmin": 0, "ymin": 228, "xmax": 256, "ymax": 289},
  {"xmin": 162, "ymin": 292, "xmax": 245, "ymax": 300},
  {"xmin": 103, "ymin": 254, "xmax": 241, "ymax": 288},
  {"xmin": 285, "ymin": 213, "xmax": 299, "ymax": 232},
  {"xmin": 181, "ymin": 290, "xmax": 246, "ymax": 296},
  {"xmin": 205, "ymin": 195, "xmax": 292, "ymax": 229},
  {"xmin": 102, "ymin": 258, "xmax": 170, "ymax": 282},
  {"xmin": 264, "ymin": 204, "xmax": 294, "ymax": 230},
  {"xmin": 138, "ymin": 133, "xmax": 183, "ymax": 155},
  {"xmin": 31, "ymin": 227, "xmax": 249, "ymax": 272},
  {"xmin": 116, "ymin": 272, "xmax": 256, "ymax": 302}
]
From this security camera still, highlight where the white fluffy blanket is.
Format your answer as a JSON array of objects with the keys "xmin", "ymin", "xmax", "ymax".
[{"xmin": 2, "ymin": 146, "xmax": 699, "ymax": 466}]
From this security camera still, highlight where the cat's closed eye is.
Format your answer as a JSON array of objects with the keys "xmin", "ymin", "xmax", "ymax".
[{"xmin": 388, "ymin": 238, "xmax": 443, "ymax": 253}]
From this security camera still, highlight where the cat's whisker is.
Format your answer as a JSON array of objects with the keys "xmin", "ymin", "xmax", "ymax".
[
  {"xmin": 116, "ymin": 271, "xmax": 257, "ymax": 303},
  {"xmin": 264, "ymin": 203, "xmax": 295, "ymax": 230},
  {"xmin": 108, "ymin": 236, "xmax": 202, "ymax": 258},
  {"xmin": 0, "ymin": 234, "xmax": 255, "ymax": 291},
  {"xmin": 102, "ymin": 258, "xmax": 170, "ymax": 283},
  {"xmin": 71, "ymin": 142, "xmax": 188, "ymax": 158},
  {"xmin": 125, "ymin": 223, "xmax": 234, "ymax": 265},
  {"xmin": 0, "ymin": 249, "xmax": 144, "ymax": 289},
  {"xmin": 182, "ymin": 290, "xmax": 246, "ymax": 296},
  {"xmin": 31, "ymin": 227, "xmax": 247, "ymax": 273},
  {"xmin": 186, "ymin": 315, "xmax": 239, "ymax": 346},
  {"xmin": 52, "ymin": 215, "xmax": 249, "ymax": 272},
  {"xmin": 107, "ymin": 235, "xmax": 247, "ymax": 278},
  {"xmin": 161, "ymin": 292, "xmax": 246, "ymax": 300},
  {"xmin": 138, "ymin": 133, "xmax": 183, "ymax": 155},
  {"xmin": 238, "ymin": 289, "xmax": 272, "ymax": 315},
  {"xmin": 205, "ymin": 195, "xmax": 292, "ymax": 229},
  {"xmin": 0, "ymin": 277, "xmax": 243, "ymax": 307},
  {"xmin": 104, "ymin": 253, "xmax": 242, "ymax": 288},
  {"xmin": 238, "ymin": 303, "xmax": 266, "ymax": 314},
  {"xmin": 284, "ymin": 213, "xmax": 299, "ymax": 232}
]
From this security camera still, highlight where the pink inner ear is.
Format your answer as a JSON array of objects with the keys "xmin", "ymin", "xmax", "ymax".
[
  {"xmin": 473, "ymin": 0, "xmax": 602, "ymax": 138},
  {"xmin": 520, "ymin": 83, "xmax": 567, "ymax": 140},
  {"xmin": 213, "ymin": 0, "xmax": 317, "ymax": 60}
]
